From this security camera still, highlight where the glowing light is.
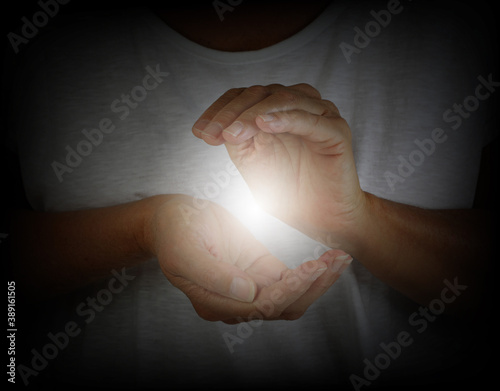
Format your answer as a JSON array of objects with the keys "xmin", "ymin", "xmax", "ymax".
[{"xmin": 233, "ymin": 192, "xmax": 268, "ymax": 230}]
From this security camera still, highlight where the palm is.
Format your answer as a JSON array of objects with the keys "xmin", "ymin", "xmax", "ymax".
[
  {"xmin": 152, "ymin": 195, "xmax": 346, "ymax": 323},
  {"xmin": 186, "ymin": 201, "xmax": 289, "ymax": 287},
  {"xmin": 154, "ymin": 197, "xmax": 287, "ymax": 317}
]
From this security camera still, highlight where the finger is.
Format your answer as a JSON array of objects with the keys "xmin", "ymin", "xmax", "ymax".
[
  {"xmin": 222, "ymin": 91, "xmax": 337, "ymax": 145},
  {"xmin": 281, "ymin": 250, "xmax": 353, "ymax": 319},
  {"xmin": 172, "ymin": 279, "xmax": 254, "ymax": 322},
  {"xmin": 251, "ymin": 258, "xmax": 331, "ymax": 320},
  {"xmin": 287, "ymin": 83, "xmax": 323, "ymax": 99},
  {"xmin": 214, "ymin": 203, "xmax": 290, "ymax": 286},
  {"xmin": 192, "ymin": 87, "xmax": 245, "ymax": 145},
  {"xmin": 193, "ymin": 85, "xmax": 280, "ymax": 145},
  {"xmin": 255, "ymin": 109, "xmax": 351, "ymax": 153},
  {"xmin": 172, "ymin": 278, "xmax": 262, "ymax": 322},
  {"xmin": 170, "ymin": 252, "xmax": 257, "ymax": 303},
  {"xmin": 179, "ymin": 251, "xmax": 352, "ymax": 323},
  {"xmin": 193, "ymin": 84, "xmax": 320, "ymax": 145},
  {"xmin": 243, "ymin": 252, "xmax": 289, "ymax": 287}
]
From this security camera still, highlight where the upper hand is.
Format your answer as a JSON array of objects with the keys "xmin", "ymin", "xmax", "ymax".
[
  {"xmin": 192, "ymin": 84, "xmax": 367, "ymax": 245},
  {"xmin": 146, "ymin": 195, "xmax": 352, "ymax": 323}
]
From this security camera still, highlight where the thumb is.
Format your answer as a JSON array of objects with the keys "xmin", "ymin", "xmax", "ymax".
[{"xmin": 179, "ymin": 253, "xmax": 257, "ymax": 303}]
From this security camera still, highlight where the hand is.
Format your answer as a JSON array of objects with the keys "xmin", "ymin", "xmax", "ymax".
[
  {"xmin": 146, "ymin": 194, "xmax": 352, "ymax": 323},
  {"xmin": 192, "ymin": 84, "xmax": 367, "ymax": 247}
]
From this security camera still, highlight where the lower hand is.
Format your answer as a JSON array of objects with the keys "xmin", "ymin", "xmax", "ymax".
[{"xmin": 146, "ymin": 195, "xmax": 352, "ymax": 323}]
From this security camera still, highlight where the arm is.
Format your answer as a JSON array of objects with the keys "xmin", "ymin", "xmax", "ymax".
[
  {"xmin": 347, "ymin": 140, "xmax": 494, "ymax": 311},
  {"xmin": 10, "ymin": 195, "xmax": 170, "ymax": 299},
  {"xmin": 192, "ymin": 83, "xmax": 493, "ymax": 314},
  {"xmin": 10, "ymin": 192, "xmax": 351, "ymax": 322},
  {"xmin": 344, "ymin": 194, "xmax": 491, "ymax": 312}
]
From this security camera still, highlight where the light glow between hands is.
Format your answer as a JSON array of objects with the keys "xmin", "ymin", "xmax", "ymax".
[{"xmin": 231, "ymin": 189, "xmax": 269, "ymax": 232}]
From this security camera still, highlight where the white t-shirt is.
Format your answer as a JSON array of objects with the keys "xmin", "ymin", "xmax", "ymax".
[{"xmin": 11, "ymin": 1, "xmax": 496, "ymax": 388}]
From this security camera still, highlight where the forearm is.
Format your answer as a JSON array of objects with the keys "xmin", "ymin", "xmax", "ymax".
[
  {"xmin": 10, "ymin": 194, "xmax": 173, "ymax": 300},
  {"xmin": 339, "ymin": 192, "xmax": 491, "ymax": 312}
]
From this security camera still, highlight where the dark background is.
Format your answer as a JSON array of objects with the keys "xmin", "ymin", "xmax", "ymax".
[{"xmin": 2, "ymin": 1, "xmax": 498, "ymax": 389}]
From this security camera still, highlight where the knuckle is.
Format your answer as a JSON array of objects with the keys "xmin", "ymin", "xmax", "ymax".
[
  {"xmin": 214, "ymin": 110, "xmax": 238, "ymax": 126},
  {"xmin": 225, "ymin": 87, "xmax": 245, "ymax": 97},
  {"xmin": 293, "ymin": 83, "xmax": 321, "ymax": 98},
  {"xmin": 320, "ymin": 99, "xmax": 339, "ymax": 115},
  {"xmin": 267, "ymin": 83, "xmax": 285, "ymax": 91},
  {"xmin": 245, "ymin": 84, "xmax": 268, "ymax": 97},
  {"xmin": 274, "ymin": 89, "xmax": 300, "ymax": 105},
  {"xmin": 336, "ymin": 117, "xmax": 352, "ymax": 140}
]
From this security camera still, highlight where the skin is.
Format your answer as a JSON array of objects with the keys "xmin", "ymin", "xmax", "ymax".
[
  {"xmin": 192, "ymin": 83, "xmax": 492, "ymax": 315},
  {"xmin": 9, "ymin": 2, "xmax": 492, "ymax": 322},
  {"xmin": 11, "ymin": 193, "xmax": 352, "ymax": 323},
  {"xmin": 10, "ymin": 2, "xmax": 349, "ymax": 323},
  {"xmin": 149, "ymin": 194, "xmax": 353, "ymax": 323}
]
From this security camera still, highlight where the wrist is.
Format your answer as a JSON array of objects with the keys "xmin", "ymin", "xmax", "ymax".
[
  {"xmin": 313, "ymin": 190, "xmax": 376, "ymax": 257},
  {"xmin": 339, "ymin": 191, "xmax": 377, "ymax": 258},
  {"xmin": 137, "ymin": 194, "xmax": 179, "ymax": 258}
]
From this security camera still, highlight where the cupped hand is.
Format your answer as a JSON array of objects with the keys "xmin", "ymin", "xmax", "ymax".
[
  {"xmin": 192, "ymin": 84, "xmax": 367, "ymax": 244},
  {"xmin": 147, "ymin": 195, "xmax": 352, "ymax": 323}
]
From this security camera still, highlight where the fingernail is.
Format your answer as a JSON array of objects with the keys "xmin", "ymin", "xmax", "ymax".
[
  {"xmin": 336, "ymin": 254, "xmax": 352, "ymax": 262},
  {"xmin": 310, "ymin": 266, "xmax": 328, "ymax": 281},
  {"xmin": 259, "ymin": 114, "xmax": 275, "ymax": 122},
  {"xmin": 192, "ymin": 118, "xmax": 210, "ymax": 132},
  {"xmin": 230, "ymin": 277, "xmax": 255, "ymax": 302},
  {"xmin": 223, "ymin": 121, "xmax": 244, "ymax": 137},
  {"xmin": 330, "ymin": 254, "xmax": 353, "ymax": 273},
  {"xmin": 201, "ymin": 122, "xmax": 223, "ymax": 139}
]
